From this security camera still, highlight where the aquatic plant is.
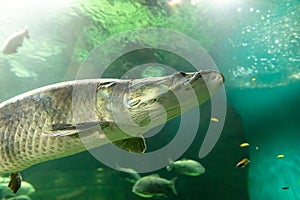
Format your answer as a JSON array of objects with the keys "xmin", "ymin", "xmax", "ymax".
[{"xmin": 71, "ymin": 0, "xmax": 215, "ymax": 68}]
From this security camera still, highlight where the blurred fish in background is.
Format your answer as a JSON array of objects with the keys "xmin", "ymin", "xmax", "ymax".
[
  {"xmin": 167, "ymin": 158, "xmax": 206, "ymax": 176},
  {"xmin": 116, "ymin": 166, "xmax": 141, "ymax": 184},
  {"xmin": 132, "ymin": 174, "xmax": 177, "ymax": 198},
  {"xmin": 2, "ymin": 26, "xmax": 29, "ymax": 55}
]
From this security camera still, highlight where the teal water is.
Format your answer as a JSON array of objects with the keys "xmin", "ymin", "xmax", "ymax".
[{"xmin": 0, "ymin": 0, "xmax": 299, "ymax": 199}]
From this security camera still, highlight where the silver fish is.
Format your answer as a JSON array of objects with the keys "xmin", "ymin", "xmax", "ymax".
[
  {"xmin": 132, "ymin": 174, "xmax": 177, "ymax": 198},
  {"xmin": 2, "ymin": 26, "xmax": 29, "ymax": 55},
  {"xmin": 116, "ymin": 166, "xmax": 141, "ymax": 183},
  {"xmin": 0, "ymin": 70, "xmax": 223, "ymax": 190},
  {"xmin": 166, "ymin": 158, "xmax": 205, "ymax": 176}
]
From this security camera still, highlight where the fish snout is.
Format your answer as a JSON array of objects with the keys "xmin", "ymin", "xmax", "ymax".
[
  {"xmin": 189, "ymin": 70, "xmax": 224, "ymax": 85},
  {"xmin": 170, "ymin": 70, "xmax": 224, "ymax": 92},
  {"xmin": 199, "ymin": 70, "xmax": 224, "ymax": 82},
  {"xmin": 220, "ymin": 72, "xmax": 225, "ymax": 83}
]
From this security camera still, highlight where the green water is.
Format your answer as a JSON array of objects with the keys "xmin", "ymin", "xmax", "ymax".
[{"xmin": 0, "ymin": 0, "xmax": 299, "ymax": 199}]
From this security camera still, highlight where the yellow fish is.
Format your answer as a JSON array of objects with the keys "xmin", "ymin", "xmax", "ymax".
[
  {"xmin": 277, "ymin": 154, "xmax": 285, "ymax": 159},
  {"xmin": 236, "ymin": 158, "xmax": 250, "ymax": 168},
  {"xmin": 239, "ymin": 142, "xmax": 249, "ymax": 147},
  {"xmin": 211, "ymin": 117, "xmax": 219, "ymax": 122}
]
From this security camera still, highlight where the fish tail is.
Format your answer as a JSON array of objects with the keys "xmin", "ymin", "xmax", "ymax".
[{"xmin": 170, "ymin": 177, "xmax": 178, "ymax": 195}]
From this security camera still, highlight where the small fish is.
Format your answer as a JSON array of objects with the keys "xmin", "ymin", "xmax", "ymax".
[
  {"xmin": 240, "ymin": 142, "xmax": 250, "ymax": 147},
  {"xmin": 132, "ymin": 174, "xmax": 177, "ymax": 198},
  {"xmin": 2, "ymin": 26, "xmax": 29, "ymax": 54},
  {"xmin": 251, "ymin": 77, "xmax": 256, "ymax": 82},
  {"xmin": 167, "ymin": 158, "xmax": 205, "ymax": 176},
  {"xmin": 116, "ymin": 166, "xmax": 141, "ymax": 183},
  {"xmin": 236, "ymin": 158, "xmax": 250, "ymax": 168},
  {"xmin": 277, "ymin": 154, "xmax": 285, "ymax": 159},
  {"xmin": 282, "ymin": 186, "xmax": 289, "ymax": 190},
  {"xmin": 211, "ymin": 117, "xmax": 219, "ymax": 122}
]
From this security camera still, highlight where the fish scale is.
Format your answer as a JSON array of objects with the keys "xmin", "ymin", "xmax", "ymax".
[
  {"xmin": 0, "ymin": 84, "xmax": 85, "ymax": 173},
  {"xmin": 0, "ymin": 71, "xmax": 224, "ymax": 174}
]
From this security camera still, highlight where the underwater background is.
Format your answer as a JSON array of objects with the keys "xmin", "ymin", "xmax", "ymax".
[{"xmin": 0, "ymin": 0, "xmax": 299, "ymax": 199}]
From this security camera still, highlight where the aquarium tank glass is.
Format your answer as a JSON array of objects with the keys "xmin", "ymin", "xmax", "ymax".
[{"xmin": 0, "ymin": 0, "xmax": 299, "ymax": 199}]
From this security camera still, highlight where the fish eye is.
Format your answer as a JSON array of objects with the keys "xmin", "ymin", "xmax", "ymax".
[
  {"xmin": 178, "ymin": 71, "xmax": 186, "ymax": 77},
  {"xmin": 197, "ymin": 73, "xmax": 202, "ymax": 78}
]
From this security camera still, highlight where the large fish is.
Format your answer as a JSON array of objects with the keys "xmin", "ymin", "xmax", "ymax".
[{"xmin": 0, "ymin": 70, "xmax": 224, "ymax": 192}]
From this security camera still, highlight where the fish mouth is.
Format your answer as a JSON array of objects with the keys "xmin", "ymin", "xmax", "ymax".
[{"xmin": 190, "ymin": 70, "xmax": 225, "ymax": 83}]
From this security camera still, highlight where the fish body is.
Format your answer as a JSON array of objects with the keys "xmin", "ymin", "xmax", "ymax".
[
  {"xmin": 166, "ymin": 158, "xmax": 205, "ymax": 176},
  {"xmin": 132, "ymin": 174, "xmax": 177, "ymax": 198},
  {"xmin": 2, "ymin": 26, "xmax": 29, "ymax": 55},
  {"xmin": 0, "ymin": 70, "xmax": 224, "ymax": 173},
  {"xmin": 236, "ymin": 158, "xmax": 250, "ymax": 168},
  {"xmin": 239, "ymin": 142, "xmax": 249, "ymax": 147},
  {"xmin": 277, "ymin": 154, "xmax": 284, "ymax": 159},
  {"xmin": 116, "ymin": 166, "xmax": 141, "ymax": 183}
]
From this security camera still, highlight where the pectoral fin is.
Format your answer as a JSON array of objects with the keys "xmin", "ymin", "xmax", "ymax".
[
  {"xmin": 8, "ymin": 172, "xmax": 22, "ymax": 194},
  {"xmin": 113, "ymin": 137, "xmax": 146, "ymax": 153},
  {"xmin": 43, "ymin": 121, "xmax": 109, "ymax": 137},
  {"xmin": 43, "ymin": 129, "xmax": 79, "ymax": 137}
]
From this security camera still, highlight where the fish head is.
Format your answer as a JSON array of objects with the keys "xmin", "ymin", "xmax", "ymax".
[
  {"xmin": 95, "ymin": 70, "xmax": 224, "ymax": 138},
  {"xmin": 168, "ymin": 70, "xmax": 224, "ymax": 104},
  {"xmin": 126, "ymin": 70, "xmax": 224, "ymax": 123}
]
